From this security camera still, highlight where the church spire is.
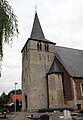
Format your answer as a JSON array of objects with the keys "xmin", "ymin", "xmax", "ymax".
[{"xmin": 30, "ymin": 12, "xmax": 45, "ymax": 40}]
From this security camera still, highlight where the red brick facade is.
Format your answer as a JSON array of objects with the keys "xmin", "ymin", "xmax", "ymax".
[{"xmin": 74, "ymin": 79, "xmax": 83, "ymax": 100}]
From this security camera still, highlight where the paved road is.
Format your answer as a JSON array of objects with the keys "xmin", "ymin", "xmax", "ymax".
[
  {"xmin": 6, "ymin": 112, "xmax": 27, "ymax": 120},
  {"xmin": 3, "ymin": 111, "xmax": 83, "ymax": 120},
  {"xmin": 27, "ymin": 112, "xmax": 64, "ymax": 120},
  {"xmin": 6, "ymin": 112, "xmax": 64, "ymax": 120}
]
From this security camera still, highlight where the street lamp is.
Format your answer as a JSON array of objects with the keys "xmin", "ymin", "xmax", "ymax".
[{"xmin": 15, "ymin": 83, "xmax": 17, "ymax": 112}]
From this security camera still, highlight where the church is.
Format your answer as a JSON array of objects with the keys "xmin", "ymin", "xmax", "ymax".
[{"xmin": 21, "ymin": 12, "xmax": 83, "ymax": 112}]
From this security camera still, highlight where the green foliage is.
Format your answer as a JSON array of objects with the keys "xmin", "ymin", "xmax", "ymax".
[
  {"xmin": 0, "ymin": 0, "xmax": 19, "ymax": 58},
  {"xmin": 8, "ymin": 89, "xmax": 22, "ymax": 95},
  {"xmin": 0, "ymin": 89, "xmax": 22, "ymax": 106},
  {"xmin": 16, "ymin": 89, "xmax": 22, "ymax": 94},
  {"xmin": 0, "ymin": 92, "xmax": 9, "ymax": 106}
]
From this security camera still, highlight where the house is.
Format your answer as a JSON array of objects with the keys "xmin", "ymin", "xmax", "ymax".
[
  {"xmin": 4, "ymin": 93, "xmax": 22, "ymax": 106},
  {"xmin": 21, "ymin": 12, "xmax": 83, "ymax": 112},
  {"xmin": 3, "ymin": 93, "xmax": 22, "ymax": 112},
  {"xmin": 9, "ymin": 93, "xmax": 22, "ymax": 104}
]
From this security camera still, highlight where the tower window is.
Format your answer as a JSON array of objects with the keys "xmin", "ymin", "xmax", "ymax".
[
  {"xmin": 37, "ymin": 43, "xmax": 39, "ymax": 50},
  {"xmin": 37, "ymin": 42, "xmax": 42, "ymax": 50},
  {"xmin": 45, "ymin": 44, "xmax": 49, "ymax": 52},
  {"xmin": 40, "ymin": 43, "xmax": 42, "ymax": 50}
]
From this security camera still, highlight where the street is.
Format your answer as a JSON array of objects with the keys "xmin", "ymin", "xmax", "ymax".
[{"xmin": 1, "ymin": 111, "xmax": 83, "ymax": 120}]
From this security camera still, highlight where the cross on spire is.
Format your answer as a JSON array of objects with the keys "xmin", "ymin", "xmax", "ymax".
[{"xmin": 35, "ymin": 5, "xmax": 37, "ymax": 13}]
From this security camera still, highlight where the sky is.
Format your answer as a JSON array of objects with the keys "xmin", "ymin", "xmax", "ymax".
[{"xmin": 0, "ymin": 0, "xmax": 83, "ymax": 95}]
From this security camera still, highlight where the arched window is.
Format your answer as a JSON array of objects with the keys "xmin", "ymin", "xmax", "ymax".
[
  {"xmin": 40, "ymin": 43, "xmax": 42, "ymax": 50},
  {"xmin": 37, "ymin": 42, "xmax": 39, "ymax": 50},
  {"xmin": 37, "ymin": 42, "xmax": 42, "ymax": 50},
  {"xmin": 45, "ymin": 44, "xmax": 49, "ymax": 52}
]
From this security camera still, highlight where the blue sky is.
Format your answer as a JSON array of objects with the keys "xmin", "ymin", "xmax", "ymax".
[{"xmin": 0, "ymin": 0, "xmax": 83, "ymax": 95}]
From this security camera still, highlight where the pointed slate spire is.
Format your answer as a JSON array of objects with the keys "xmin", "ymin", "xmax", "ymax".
[{"xmin": 30, "ymin": 12, "xmax": 45, "ymax": 40}]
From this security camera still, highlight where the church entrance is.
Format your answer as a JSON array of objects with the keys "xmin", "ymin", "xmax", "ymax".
[{"xmin": 25, "ymin": 95, "xmax": 27, "ymax": 110}]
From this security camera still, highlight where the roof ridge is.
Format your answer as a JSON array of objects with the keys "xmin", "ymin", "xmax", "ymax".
[{"xmin": 56, "ymin": 46, "xmax": 83, "ymax": 51}]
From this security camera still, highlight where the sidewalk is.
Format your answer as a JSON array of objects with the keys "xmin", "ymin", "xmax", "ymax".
[{"xmin": 7, "ymin": 112, "xmax": 27, "ymax": 120}]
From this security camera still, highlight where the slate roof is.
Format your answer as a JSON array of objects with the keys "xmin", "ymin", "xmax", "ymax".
[
  {"xmin": 55, "ymin": 46, "xmax": 83, "ymax": 77},
  {"xmin": 21, "ymin": 12, "xmax": 55, "ymax": 53},
  {"xmin": 48, "ymin": 59, "xmax": 63, "ymax": 74},
  {"xmin": 30, "ymin": 12, "xmax": 55, "ymax": 44},
  {"xmin": 30, "ymin": 12, "xmax": 45, "ymax": 40}
]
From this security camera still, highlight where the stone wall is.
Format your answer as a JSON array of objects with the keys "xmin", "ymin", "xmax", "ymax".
[
  {"xmin": 22, "ymin": 39, "xmax": 55, "ymax": 111},
  {"xmin": 48, "ymin": 73, "xmax": 64, "ymax": 108}
]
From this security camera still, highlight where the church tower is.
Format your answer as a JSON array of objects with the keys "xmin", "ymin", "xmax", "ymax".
[{"xmin": 21, "ymin": 12, "xmax": 55, "ymax": 111}]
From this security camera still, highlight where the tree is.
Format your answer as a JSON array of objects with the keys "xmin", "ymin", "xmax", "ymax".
[
  {"xmin": 0, "ymin": 92, "xmax": 9, "ymax": 106},
  {"xmin": 0, "ymin": 0, "xmax": 19, "ymax": 59},
  {"xmin": 8, "ymin": 89, "xmax": 22, "ymax": 95},
  {"xmin": 0, "ymin": 89, "xmax": 22, "ymax": 106}
]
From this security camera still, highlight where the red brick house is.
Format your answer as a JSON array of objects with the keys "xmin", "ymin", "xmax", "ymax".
[
  {"xmin": 4, "ymin": 93, "xmax": 22, "ymax": 111},
  {"xmin": 10, "ymin": 93, "xmax": 22, "ymax": 103}
]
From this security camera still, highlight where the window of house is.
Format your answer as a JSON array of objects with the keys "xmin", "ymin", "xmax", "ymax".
[{"xmin": 80, "ymin": 83, "xmax": 83, "ymax": 96}]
